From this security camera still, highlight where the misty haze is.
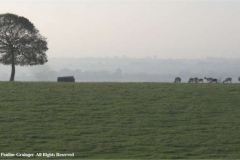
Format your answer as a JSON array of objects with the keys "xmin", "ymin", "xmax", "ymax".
[
  {"xmin": 1, "ymin": 0, "xmax": 240, "ymax": 59},
  {"xmin": 1, "ymin": 0, "xmax": 240, "ymax": 82},
  {"xmin": 0, "ymin": 57, "xmax": 239, "ymax": 82}
]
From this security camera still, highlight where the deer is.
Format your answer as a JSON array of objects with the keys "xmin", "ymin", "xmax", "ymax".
[
  {"xmin": 188, "ymin": 78, "xmax": 194, "ymax": 83},
  {"xmin": 174, "ymin": 77, "xmax": 181, "ymax": 83},
  {"xmin": 204, "ymin": 77, "xmax": 213, "ymax": 83},
  {"xmin": 194, "ymin": 77, "xmax": 198, "ymax": 83},
  {"xmin": 223, "ymin": 78, "xmax": 232, "ymax": 83},
  {"xmin": 197, "ymin": 78, "xmax": 204, "ymax": 83},
  {"xmin": 210, "ymin": 78, "xmax": 217, "ymax": 83}
]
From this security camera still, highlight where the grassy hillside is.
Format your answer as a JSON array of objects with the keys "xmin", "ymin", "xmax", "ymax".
[{"xmin": 0, "ymin": 82, "xmax": 240, "ymax": 159}]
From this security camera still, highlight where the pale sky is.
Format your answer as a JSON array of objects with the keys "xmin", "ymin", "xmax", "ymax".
[{"xmin": 1, "ymin": 0, "xmax": 240, "ymax": 59}]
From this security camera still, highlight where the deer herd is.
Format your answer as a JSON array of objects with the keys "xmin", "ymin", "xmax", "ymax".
[{"xmin": 174, "ymin": 77, "xmax": 239, "ymax": 83}]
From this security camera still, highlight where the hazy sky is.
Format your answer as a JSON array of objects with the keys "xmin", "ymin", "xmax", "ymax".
[{"xmin": 1, "ymin": 0, "xmax": 240, "ymax": 59}]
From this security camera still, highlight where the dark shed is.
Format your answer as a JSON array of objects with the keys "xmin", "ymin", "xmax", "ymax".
[{"xmin": 57, "ymin": 76, "xmax": 75, "ymax": 82}]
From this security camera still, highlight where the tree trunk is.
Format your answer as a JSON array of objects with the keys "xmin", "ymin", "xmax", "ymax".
[
  {"xmin": 10, "ymin": 49, "xmax": 15, "ymax": 82},
  {"xmin": 10, "ymin": 62, "xmax": 15, "ymax": 81}
]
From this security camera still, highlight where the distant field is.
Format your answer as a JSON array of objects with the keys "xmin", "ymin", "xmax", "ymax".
[{"xmin": 0, "ymin": 82, "xmax": 240, "ymax": 159}]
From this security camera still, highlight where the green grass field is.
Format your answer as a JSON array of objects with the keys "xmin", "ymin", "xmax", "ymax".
[{"xmin": 0, "ymin": 82, "xmax": 240, "ymax": 159}]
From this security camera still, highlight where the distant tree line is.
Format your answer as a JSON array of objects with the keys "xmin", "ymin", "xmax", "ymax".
[{"xmin": 0, "ymin": 57, "xmax": 240, "ymax": 82}]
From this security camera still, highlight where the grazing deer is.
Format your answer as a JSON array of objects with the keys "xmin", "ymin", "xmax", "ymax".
[
  {"xmin": 223, "ymin": 78, "xmax": 232, "ymax": 83},
  {"xmin": 210, "ymin": 78, "xmax": 217, "ymax": 83},
  {"xmin": 194, "ymin": 77, "xmax": 198, "ymax": 83},
  {"xmin": 204, "ymin": 77, "xmax": 213, "ymax": 83},
  {"xmin": 188, "ymin": 78, "xmax": 194, "ymax": 83},
  {"xmin": 174, "ymin": 77, "xmax": 181, "ymax": 83},
  {"xmin": 198, "ymin": 78, "xmax": 203, "ymax": 83}
]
